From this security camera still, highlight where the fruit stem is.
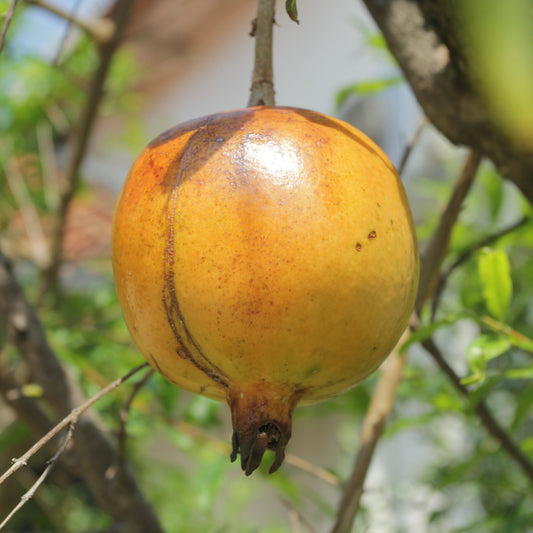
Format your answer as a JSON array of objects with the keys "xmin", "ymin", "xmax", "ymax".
[
  {"xmin": 248, "ymin": 0, "xmax": 276, "ymax": 107},
  {"xmin": 227, "ymin": 384, "xmax": 297, "ymax": 475}
]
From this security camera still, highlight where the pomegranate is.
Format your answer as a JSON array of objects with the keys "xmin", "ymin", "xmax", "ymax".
[{"xmin": 112, "ymin": 106, "xmax": 419, "ymax": 475}]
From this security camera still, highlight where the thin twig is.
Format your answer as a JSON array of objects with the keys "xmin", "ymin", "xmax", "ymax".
[
  {"xmin": 24, "ymin": 0, "xmax": 114, "ymax": 44},
  {"xmin": 39, "ymin": 0, "xmax": 132, "ymax": 298},
  {"xmin": 416, "ymin": 149, "xmax": 482, "ymax": 312},
  {"xmin": 419, "ymin": 335, "xmax": 533, "ymax": 481},
  {"xmin": 397, "ymin": 115, "xmax": 428, "ymax": 176},
  {"xmin": 330, "ymin": 148, "xmax": 482, "ymax": 533},
  {"xmin": 0, "ymin": 423, "xmax": 74, "ymax": 531},
  {"xmin": 431, "ymin": 215, "xmax": 531, "ymax": 318},
  {"xmin": 0, "ymin": 362, "xmax": 148, "ymax": 487},
  {"xmin": 0, "ymin": 0, "xmax": 19, "ymax": 56},
  {"xmin": 117, "ymin": 367, "xmax": 155, "ymax": 481},
  {"xmin": 248, "ymin": 0, "xmax": 276, "ymax": 106}
]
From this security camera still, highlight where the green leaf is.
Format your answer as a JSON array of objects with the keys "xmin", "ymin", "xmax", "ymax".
[
  {"xmin": 483, "ymin": 169, "xmax": 504, "ymax": 221},
  {"xmin": 285, "ymin": 0, "xmax": 299, "ymax": 23},
  {"xmin": 478, "ymin": 247, "xmax": 513, "ymax": 320},
  {"xmin": 401, "ymin": 312, "xmax": 470, "ymax": 352},
  {"xmin": 462, "ymin": 333, "xmax": 512, "ymax": 385},
  {"xmin": 335, "ymin": 77, "xmax": 403, "ymax": 108}
]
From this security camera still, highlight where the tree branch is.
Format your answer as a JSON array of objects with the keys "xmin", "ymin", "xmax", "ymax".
[
  {"xmin": 416, "ymin": 149, "xmax": 481, "ymax": 311},
  {"xmin": 248, "ymin": 0, "xmax": 276, "ymax": 106},
  {"xmin": 40, "ymin": 0, "xmax": 133, "ymax": 297},
  {"xmin": 117, "ymin": 367, "xmax": 155, "ymax": 482},
  {"xmin": 330, "ymin": 332, "xmax": 408, "ymax": 533},
  {"xmin": 419, "ymin": 335, "xmax": 533, "ymax": 481},
  {"xmin": 0, "ymin": 363, "xmax": 148, "ymax": 487},
  {"xmin": 0, "ymin": 0, "xmax": 19, "ymax": 56},
  {"xmin": 361, "ymin": 0, "xmax": 533, "ymax": 205},
  {"xmin": 432, "ymin": 215, "xmax": 531, "ymax": 318},
  {"xmin": 0, "ymin": 247, "xmax": 164, "ymax": 533},
  {"xmin": 0, "ymin": 423, "xmax": 74, "ymax": 531},
  {"xmin": 331, "ymin": 148, "xmax": 481, "ymax": 533}
]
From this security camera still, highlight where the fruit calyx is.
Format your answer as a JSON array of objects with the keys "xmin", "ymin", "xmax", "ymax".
[{"xmin": 227, "ymin": 384, "xmax": 299, "ymax": 475}]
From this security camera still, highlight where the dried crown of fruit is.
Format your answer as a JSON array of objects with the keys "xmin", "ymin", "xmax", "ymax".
[{"xmin": 112, "ymin": 106, "xmax": 419, "ymax": 475}]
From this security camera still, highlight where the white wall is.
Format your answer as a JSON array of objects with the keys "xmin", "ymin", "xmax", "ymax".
[{"xmin": 85, "ymin": 0, "xmax": 427, "ymax": 193}]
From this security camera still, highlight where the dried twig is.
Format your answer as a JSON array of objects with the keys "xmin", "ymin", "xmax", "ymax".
[
  {"xmin": 0, "ymin": 423, "xmax": 74, "ymax": 531},
  {"xmin": 248, "ymin": 0, "xmax": 276, "ymax": 106},
  {"xmin": 0, "ymin": 363, "xmax": 148, "ymax": 487},
  {"xmin": 0, "ymin": 0, "xmax": 19, "ymax": 56},
  {"xmin": 0, "ymin": 246, "xmax": 164, "ymax": 532}
]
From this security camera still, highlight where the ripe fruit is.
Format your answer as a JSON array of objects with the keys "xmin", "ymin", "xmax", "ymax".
[{"xmin": 112, "ymin": 106, "xmax": 419, "ymax": 475}]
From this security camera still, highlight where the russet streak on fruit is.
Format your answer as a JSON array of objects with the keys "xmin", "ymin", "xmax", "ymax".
[{"xmin": 112, "ymin": 106, "xmax": 419, "ymax": 474}]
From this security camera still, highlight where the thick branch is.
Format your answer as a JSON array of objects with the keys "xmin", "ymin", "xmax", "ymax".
[
  {"xmin": 362, "ymin": 0, "xmax": 533, "ymax": 205},
  {"xmin": 0, "ymin": 248, "xmax": 164, "ymax": 533}
]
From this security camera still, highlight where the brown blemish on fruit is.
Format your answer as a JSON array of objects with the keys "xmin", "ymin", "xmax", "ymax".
[
  {"xmin": 355, "ymin": 243, "xmax": 362, "ymax": 251},
  {"xmin": 368, "ymin": 230, "xmax": 376, "ymax": 239}
]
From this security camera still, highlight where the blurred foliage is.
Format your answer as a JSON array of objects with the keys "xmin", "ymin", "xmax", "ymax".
[
  {"xmin": 457, "ymin": 0, "xmax": 533, "ymax": 148},
  {"xmin": 0, "ymin": 3, "xmax": 532, "ymax": 533}
]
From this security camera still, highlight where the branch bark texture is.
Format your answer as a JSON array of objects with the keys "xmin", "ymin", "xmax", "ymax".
[
  {"xmin": 248, "ymin": 0, "xmax": 276, "ymax": 106},
  {"xmin": 362, "ymin": 0, "xmax": 533, "ymax": 204},
  {"xmin": 0, "ymin": 249, "xmax": 164, "ymax": 533}
]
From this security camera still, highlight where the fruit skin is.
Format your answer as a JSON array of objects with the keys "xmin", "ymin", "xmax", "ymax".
[{"xmin": 112, "ymin": 106, "xmax": 419, "ymax": 474}]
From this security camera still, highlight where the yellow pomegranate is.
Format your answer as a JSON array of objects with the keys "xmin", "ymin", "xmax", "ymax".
[{"xmin": 112, "ymin": 106, "xmax": 419, "ymax": 475}]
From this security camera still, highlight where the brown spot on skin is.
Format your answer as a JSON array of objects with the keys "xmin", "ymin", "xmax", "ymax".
[
  {"xmin": 368, "ymin": 230, "xmax": 376, "ymax": 239},
  {"xmin": 355, "ymin": 243, "xmax": 362, "ymax": 251}
]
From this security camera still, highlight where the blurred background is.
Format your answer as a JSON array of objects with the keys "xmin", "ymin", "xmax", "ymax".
[{"xmin": 1, "ymin": 1, "xmax": 532, "ymax": 532}]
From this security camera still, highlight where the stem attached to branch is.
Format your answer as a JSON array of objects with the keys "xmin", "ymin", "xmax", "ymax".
[{"xmin": 248, "ymin": 0, "xmax": 276, "ymax": 107}]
